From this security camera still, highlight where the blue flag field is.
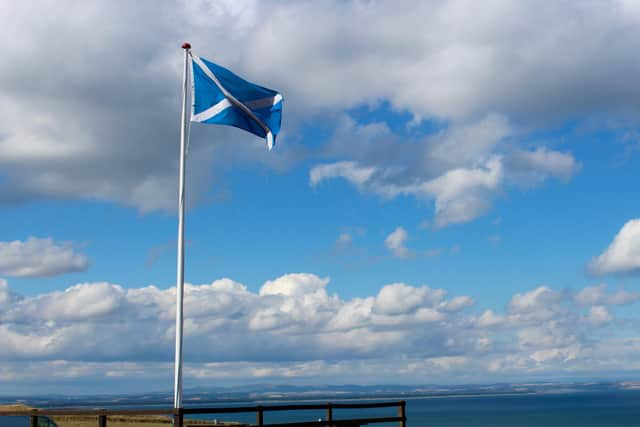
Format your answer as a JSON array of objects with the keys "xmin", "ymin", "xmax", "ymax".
[{"xmin": 190, "ymin": 54, "xmax": 283, "ymax": 150}]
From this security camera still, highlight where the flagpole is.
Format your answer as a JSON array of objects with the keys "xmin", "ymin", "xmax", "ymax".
[{"xmin": 174, "ymin": 41, "xmax": 191, "ymax": 412}]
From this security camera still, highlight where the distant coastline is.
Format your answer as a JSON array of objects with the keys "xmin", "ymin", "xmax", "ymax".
[{"xmin": 2, "ymin": 380, "xmax": 637, "ymax": 408}]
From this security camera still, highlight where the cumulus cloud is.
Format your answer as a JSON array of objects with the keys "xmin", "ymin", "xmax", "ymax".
[
  {"xmin": 0, "ymin": 1, "xmax": 631, "ymax": 214},
  {"xmin": 477, "ymin": 309, "xmax": 505, "ymax": 328},
  {"xmin": 384, "ymin": 227, "xmax": 411, "ymax": 258},
  {"xmin": 588, "ymin": 306, "xmax": 612, "ymax": 325},
  {"xmin": 0, "ymin": 237, "xmax": 89, "ymax": 278},
  {"xmin": 310, "ymin": 162, "xmax": 376, "ymax": 188},
  {"xmin": 508, "ymin": 286, "xmax": 562, "ymax": 314},
  {"xmin": 0, "ymin": 279, "xmax": 15, "ymax": 310},
  {"xmin": 505, "ymin": 148, "xmax": 581, "ymax": 187},
  {"xmin": 310, "ymin": 116, "xmax": 579, "ymax": 227},
  {"xmin": 243, "ymin": 0, "xmax": 640, "ymax": 121},
  {"xmin": 373, "ymin": 283, "xmax": 444, "ymax": 315},
  {"xmin": 259, "ymin": 273, "xmax": 329, "ymax": 298},
  {"xmin": 589, "ymin": 219, "xmax": 640, "ymax": 275},
  {"xmin": 1, "ymin": 273, "xmax": 639, "ymax": 386},
  {"xmin": 440, "ymin": 295, "xmax": 475, "ymax": 312},
  {"xmin": 422, "ymin": 157, "xmax": 503, "ymax": 227},
  {"xmin": 0, "ymin": 274, "xmax": 470, "ymax": 365},
  {"xmin": 574, "ymin": 284, "xmax": 639, "ymax": 306},
  {"xmin": 0, "ymin": 1, "xmax": 299, "ymax": 212}
]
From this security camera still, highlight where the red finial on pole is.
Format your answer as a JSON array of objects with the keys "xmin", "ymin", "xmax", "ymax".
[{"xmin": 181, "ymin": 42, "xmax": 191, "ymax": 50}]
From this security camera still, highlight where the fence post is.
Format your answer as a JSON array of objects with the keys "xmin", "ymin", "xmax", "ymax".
[
  {"xmin": 173, "ymin": 408, "xmax": 183, "ymax": 427},
  {"xmin": 398, "ymin": 400, "xmax": 406, "ymax": 427},
  {"xmin": 326, "ymin": 403, "xmax": 333, "ymax": 426},
  {"xmin": 256, "ymin": 406, "xmax": 264, "ymax": 426},
  {"xmin": 98, "ymin": 415, "xmax": 107, "ymax": 427},
  {"xmin": 30, "ymin": 415, "xmax": 37, "ymax": 427}
]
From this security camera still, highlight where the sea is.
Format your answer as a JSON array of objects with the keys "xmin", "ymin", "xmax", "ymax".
[
  {"xmin": 179, "ymin": 391, "xmax": 640, "ymax": 426},
  {"xmin": 9, "ymin": 390, "xmax": 640, "ymax": 426}
]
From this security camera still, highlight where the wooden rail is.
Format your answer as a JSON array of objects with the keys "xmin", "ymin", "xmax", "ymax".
[{"xmin": 0, "ymin": 400, "xmax": 407, "ymax": 427}]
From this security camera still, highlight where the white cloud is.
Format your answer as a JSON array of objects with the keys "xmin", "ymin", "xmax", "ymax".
[
  {"xmin": 508, "ymin": 286, "xmax": 562, "ymax": 315},
  {"xmin": 590, "ymin": 219, "xmax": 640, "ymax": 275},
  {"xmin": 440, "ymin": 295, "xmax": 475, "ymax": 312},
  {"xmin": 20, "ymin": 282, "xmax": 125, "ymax": 321},
  {"xmin": 0, "ymin": 273, "xmax": 639, "ymax": 387},
  {"xmin": 529, "ymin": 347, "xmax": 579, "ymax": 364},
  {"xmin": 477, "ymin": 310, "xmax": 505, "ymax": 328},
  {"xmin": 241, "ymin": 1, "xmax": 640, "ymax": 121},
  {"xmin": 430, "ymin": 114, "xmax": 512, "ymax": 168},
  {"xmin": 373, "ymin": 283, "xmax": 444, "ymax": 315},
  {"xmin": 505, "ymin": 148, "xmax": 581, "ymax": 187},
  {"xmin": 0, "ymin": 1, "xmax": 629, "ymax": 213},
  {"xmin": 0, "ymin": 274, "xmax": 467, "ymax": 364},
  {"xmin": 259, "ymin": 273, "xmax": 330, "ymax": 297},
  {"xmin": 575, "ymin": 284, "xmax": 639, "ymax": 306},
  {"xmin": 309, "ymin": 116, "xmax": 579, "ymax": 227},
  {"xmin": 588, "ymin": 306, "xmax": 612, "ymax": 325},
  {"xmin": 0, "ymin": 279, "xmax": 14, "ymax": 310},
  {"xmin": 309, "ymin": 161, "xmax": 376, "ymax": 188},
  {"xmin": 0, "ymin": 237, "xmax": 89, "ymax": 277},
  {"xmin": 384, "ymin": 227, "xmax": 411, "ymax": 258},
  {"xmin": 422, "ymin": 157, "xmax": 503, "ymax": 228}
]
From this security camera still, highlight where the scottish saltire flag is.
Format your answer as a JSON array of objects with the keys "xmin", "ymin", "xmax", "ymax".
[{"xmin": 190, "ymin": 54, "xmax": 283, "ymax": 150}]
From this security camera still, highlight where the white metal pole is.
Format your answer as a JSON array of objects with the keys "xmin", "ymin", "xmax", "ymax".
[{"xmin": 174, "ymin": 42, "xmax": 191, "ymax": 410}]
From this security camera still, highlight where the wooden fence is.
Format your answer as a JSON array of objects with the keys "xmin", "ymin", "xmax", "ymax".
[{"xmin": 1, "ymin": 400, "xmax": 407, "ymax": 427}]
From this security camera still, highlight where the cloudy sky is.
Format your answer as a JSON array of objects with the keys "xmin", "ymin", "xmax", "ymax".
[{"xmin": 2, "ymin": 0, "xmax": 640, "ymax": 395}]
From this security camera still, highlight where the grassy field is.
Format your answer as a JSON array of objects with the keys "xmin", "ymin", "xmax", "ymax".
[{"xmin": 0, "ymin": 406, "xmax": 241, "ymax": 427}]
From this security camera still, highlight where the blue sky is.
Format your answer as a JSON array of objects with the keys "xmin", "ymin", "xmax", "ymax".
[
  {"xmin": 2, "ymin": 0, "xmax": 640, "ymax": 395},
  {"xmin": 7, "ymin": 117, "xmax": 638, "ymax": 301}
]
